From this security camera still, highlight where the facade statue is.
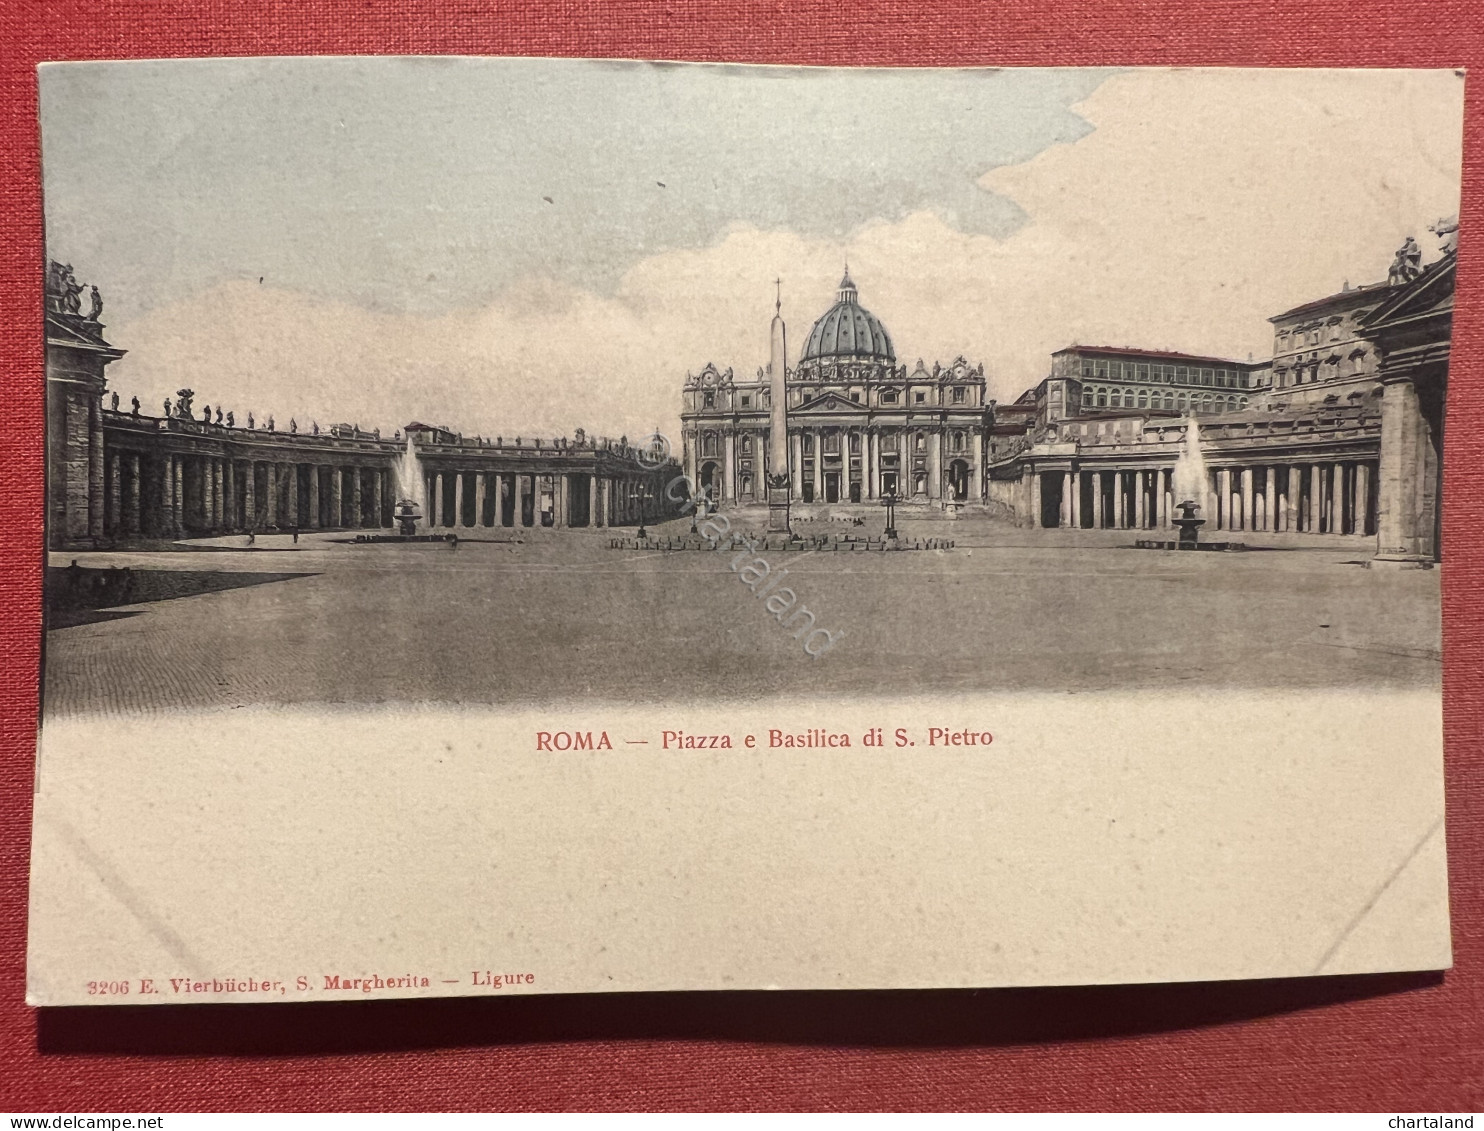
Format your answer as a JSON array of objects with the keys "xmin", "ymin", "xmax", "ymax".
[
  {"xmin": 1388, "ymin": 236, "xmax": 1422, "ymax": 285},
  {"xmin": 215, "ymin": 407, "xmax": 223, "ymax": 424},
  {"xmin": 109, "ymin": 391, "xmax": 119, "ymax": 411},
  {"xmin": 267, "ymin": 415, "xmax": 275, "ymax": 432},
  {"xmin": 393, "ymin": 429, "xmax": 401, "ymax": 441},
  {"xmin": 130, "ymin": 396, "xmax": 139, "ymax": 416},
  {"xmin": 247, "ymin": 412, "xmax": 255, "ymax": 429},
  {"xmin": 312, "ymin": 421, "xmax": 319, "ymax": 435},
  {"xmin": 174, "ymin": 389, "xmax": 195, "ymax": 419},
  {"xmin": 289, "ymin": 418, "xmax": 297, "ymax": 434},
  {"xmin": 201, "ymin": 404, "xmax": 211, "ymax": 422},
  {"xmin": 226, "ymin": 410, "xmax": 234, "ymax": 427},
  {"xmin": 60, "ymin": 265, "xmax": 83, "ymax": 314},
  {"xmin": 87, "ymin": 286, "xmax": 103, "ymax": 321},
  {"xmin": 1430, "ymin": 215, "xmax": 1460, "ymax": 255},
  {"xmin": 163, "ymin": 398, "xmax": 172, "ymax": 417}
]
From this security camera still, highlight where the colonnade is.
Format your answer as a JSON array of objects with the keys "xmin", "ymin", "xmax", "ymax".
[
  {"xmin": 1032, "ymin": 460, "xmax": 1379, "ymax": 535},
  {"xmin": 101, "ymin": 451, "xmax": 393, "ymax": 538},
  {"xmin": 420, "ymin": 469, "xmax": 654, "ymax": 529}
]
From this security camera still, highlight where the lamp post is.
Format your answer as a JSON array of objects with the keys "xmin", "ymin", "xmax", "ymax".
[
  {"xmin": 636, "ymin": 486, "xmax": 653, "ymax": 540},
  {"xmin": 882, "ymin": 489, "xmax": 900, "ymax": 541}
]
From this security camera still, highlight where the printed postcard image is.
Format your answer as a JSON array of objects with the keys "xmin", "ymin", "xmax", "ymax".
[{"xmin": 28, "ymin": 58, "xmax": 1462, "ymax": 1004}]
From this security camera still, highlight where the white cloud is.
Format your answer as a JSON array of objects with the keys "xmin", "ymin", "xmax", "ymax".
[{"xmin": 105, "ymin": 68, "xmax": 1463, "ymax": 439}]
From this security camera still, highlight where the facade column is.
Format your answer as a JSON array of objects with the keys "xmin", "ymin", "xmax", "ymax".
[
  {"xmin": 1306, "ymin": 464, "xmax": 1320, "ymax": 533},
  {"xmin": 1060, "ymin": 471, "xmax": 1073, "ymax": 528},
  {"xmin": 812, "ymin": 431, "xmax": 823, "ymax": 502},
  {"xmin": 125, "ymin": 454, "xmax": 141, "ymax": 535},
  {"xmin": 107, "ymin": 452, "xmax": 122, "ymax": 535},
  {"xmin": 1157, "ymin": 470, "xmax": 1169, "ymax": 529},
  {"xmin": 1029, "ymin": 468, "xmax": 1042, "ymax": 528},
  {"xmin": 867, "ymin": 431, "xmax": 878, "ymax": 500},
  {"xmin": 724, "ymin": 432, "xmax": 736, "ymax": 502},
  {"xmin": 790, "ymin": 432, "xmax": 803, "ymax": 500},
  {"xmin": 1093, "ymin": 471, "xmax": 1105, "ymax": 529},
  {"xmin": 1356, "ymin": 461, "xmax": 1372, "ymax": 537},
  {"xmin": 928, "ymin": 431, "xmax": 943, "ymax": 500},
  {"xmin": 970, "ymin": 435, "xmax": 983, "ymax": 501}
]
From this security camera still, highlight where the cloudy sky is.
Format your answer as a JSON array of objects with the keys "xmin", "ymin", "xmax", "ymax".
[{"xmin": 40, "ymin": 59, "xmax": 1463, "ymax": 440}]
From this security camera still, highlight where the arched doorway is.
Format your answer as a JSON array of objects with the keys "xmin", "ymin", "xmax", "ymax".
[
  {"xmin": 699, "ymin": 462, "xmax": 719, "ymax": 502},
  {"xmin": 947, "ymin": 460, "xmax": 970, "ymax": 502}
]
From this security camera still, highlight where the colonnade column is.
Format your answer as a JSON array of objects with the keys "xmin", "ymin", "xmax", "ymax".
[
  {"xmin": 1135, "ymin": 471, "xmax": 1147, "ymax": 529},
  {"xmin": 1157, "ymin": 470, "xmax": 1169, "ymax": 529},
  {"xmin": 1093, "ymin": 471, "xmax": 1105, "ymax": 529},
  {"xmin": 88, "ymin": 397, "xmax": 105, "ymax": 541},
  {"xmin": 106, "ymin": 452, "xmax": 122, "ymax": 535},
  {"xmin": 1239, "ymin": 468, "xmax": 1253, "ymax": 533},
  {"xmin": 473, "ymin": 472, "xmax": 486, "ymax": 528},
  {"xmin": 1060, "ymin": 472, "xmax": 1073, "ymax": 528},
  {"xmin": 243, "ymin": 462, "xmax": 256, "ymax": 530},
  {"xmin": 1263, "ymin": 469, "xmax": 1277, "ymax": 533},
  {"xmin": 1070, "ymin": 471, "xmax": 1081, "ymax": 529},
  {"xmin": 1306, "ymin": 464, "xmax": 1320, "ymax": 533},
  {"xmin": 125, "ymin": 454, "xmax": 141, "ymax": 535},
  {"xmin": 264, "ymin": 463, "xmax": 277, "ymax": 528},
  {"xmin": 172, "ymin": 457, "xmax": 184, "ymax": 537},
  {"xmin": 590, "ymin": 473, "xmax": 601, "ymax": 527},
  {"xmin": 1284, "ymin": 466, "xmax": 1298, "ymax": 533}
]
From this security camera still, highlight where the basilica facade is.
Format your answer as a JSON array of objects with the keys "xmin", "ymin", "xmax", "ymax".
[{"xmin": 680, "ymin": 271, "xmax": 990, "ymax": 506}]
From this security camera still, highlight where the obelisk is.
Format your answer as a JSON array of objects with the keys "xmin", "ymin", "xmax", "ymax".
[{"xmin": 765, "ymin": 280, "xmax": 792, "ymax": 535}]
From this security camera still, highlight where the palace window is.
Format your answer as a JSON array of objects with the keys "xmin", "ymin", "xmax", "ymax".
[
  {"xmin": 740, "ymin": 394, "xmax": 751, "ymax": 408},
  {"xmin": 1083, "ymin": 389, "xmax": 1094, "ymax": 406},
  {"xmin": 880, "ymin": 389, "xmax": 899, "ymax": 405},
  {"xmin": 1176, "ymin": 367, "xmax": 1188, "ymax": 383},
  {"xmin": 1097, "ymin": 391, "xmax": 1107, "ymax": 407},
  {"xmin": 1095, "ymin": 362, "xmax": 1108, "ymax": 379},
  {"xmin": 703, "ymin": 391, "xmax": 715, "ymax": 408},
  {"xmin": 914, "ymin": 390, "xmax": 926, "ymax": 404},
  {"xmin": 1239, "ymin": 397, "xmax": 1249, "ymax": 409},
  {"xmin": 850, "ymin": 391, "xmax": 861, "ymax": 403},
  {"xmin": 1081, "ymin": 359, "xmax": 1095, "ymax": 377},
  {"xmin": 1137, "ymin": 364, "xmax": 1149, "ymax": 382},
  {"xmin": 1137, "ymin": 390, "xmax": 1148, "ymax": 409},
  {"xmin": 1177, "ymin": 392, "xmax": 1187, "ymax": 410},
  {"xmin": 952, "ymin": 386, "xmax": 965, "ymax": 403}
]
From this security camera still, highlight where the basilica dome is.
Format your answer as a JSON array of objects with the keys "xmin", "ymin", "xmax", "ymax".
[{"xmin": 799, "ymin": 269, "xmax": 895, "ymax": 364}]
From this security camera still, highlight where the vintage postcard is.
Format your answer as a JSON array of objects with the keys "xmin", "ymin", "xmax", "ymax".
[{"xmin": 29, "ymin": 59, "xmax": 1461, "ymax": 1005}]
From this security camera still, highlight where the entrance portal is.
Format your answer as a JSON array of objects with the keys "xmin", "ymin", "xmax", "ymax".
[
  {"xmin": 825, "ymin": 472, "xmax": 840, "ymax": 503},
  {"xmin": 948, "ymin": 460, "xmax": 969, "ymax": 502}
]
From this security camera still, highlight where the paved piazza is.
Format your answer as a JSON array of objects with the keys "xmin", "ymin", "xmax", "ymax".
[{"xmin": 43, "ymin": 513, "xmax": 1441, "ymax": 718}]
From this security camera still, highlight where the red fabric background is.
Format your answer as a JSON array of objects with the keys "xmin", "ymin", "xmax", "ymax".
[{"xmin": 1, "ymin": 0, "xmax": 1481, "ymax": 1112}]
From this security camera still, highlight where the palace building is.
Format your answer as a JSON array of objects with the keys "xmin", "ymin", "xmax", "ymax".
[
  {"xmin": 986, "ymin": 227, "xmax": 1455, "ymax": 566},
  {"xmin": 680, "ymin": 270, "xmax": 990, "ymax": 506}
]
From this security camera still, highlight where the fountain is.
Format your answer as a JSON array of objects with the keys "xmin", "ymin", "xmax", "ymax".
[
  {"xmin": 1135, "ymin": 418, "xmax": 1244, "ymax": 551},
  {"xmin": 354, "ymin": 434, "xmax": 444, "ymax": 543}
]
